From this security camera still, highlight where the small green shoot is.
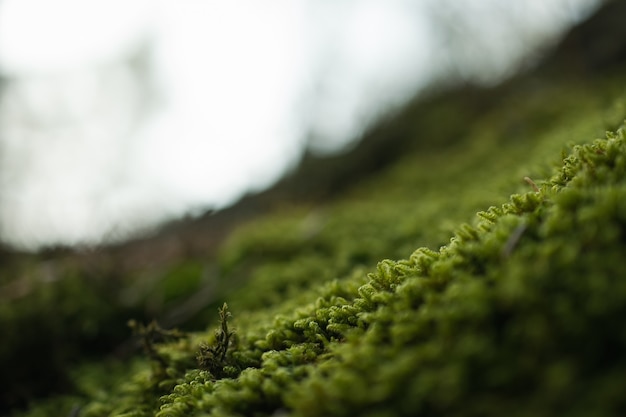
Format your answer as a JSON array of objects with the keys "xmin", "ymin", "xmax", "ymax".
[{"xmin": 197, "ymin": 303, "xmax": 237, "ymax": 378}]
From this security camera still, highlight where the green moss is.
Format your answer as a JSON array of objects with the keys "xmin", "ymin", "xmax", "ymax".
[{"xmin": 10, "ymin": 50, "xmax": 626, "ymax": 417}]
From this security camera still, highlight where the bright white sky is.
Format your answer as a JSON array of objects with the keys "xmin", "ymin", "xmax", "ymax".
[{"xmin": 0, "ymin": 0, "xmax": 600, "ymax": 249}]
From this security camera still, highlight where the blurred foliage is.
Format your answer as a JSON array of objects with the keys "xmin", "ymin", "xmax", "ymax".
[{"xmin": 0, "ymin": 255, "xmax": 145, "ymax": 410}]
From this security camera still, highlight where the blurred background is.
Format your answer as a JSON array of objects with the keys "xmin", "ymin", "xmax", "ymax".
[{"xmin": 0, "ymin": 0, "xmax": 602, "ymax": 250}]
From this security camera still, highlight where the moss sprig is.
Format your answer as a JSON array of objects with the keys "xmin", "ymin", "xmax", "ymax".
[
  {"xmin": 128, "ymin": 319, "xmax": 185, "ymax": 370},
  {"xmin": 197, "ymin": 303, "xmax": 238, "ymax": 378}
]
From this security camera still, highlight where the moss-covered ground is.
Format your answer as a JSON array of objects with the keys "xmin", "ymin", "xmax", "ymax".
[{"xmin": 5, "ymin": 16, "xmax": 626, "ymax": 417}]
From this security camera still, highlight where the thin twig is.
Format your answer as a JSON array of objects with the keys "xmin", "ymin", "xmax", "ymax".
[
  {"xmin": 523, "ymin": 176, "xmax": 540, "ymax": 193},
  {"xmin": 502, "ymin": 222, "xmax": 528, "ymax": 258}
]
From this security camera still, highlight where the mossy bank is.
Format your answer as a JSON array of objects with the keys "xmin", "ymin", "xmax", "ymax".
[{"xmin": 8, "ymin": 11, "xmax": 626, "ymax": 417}]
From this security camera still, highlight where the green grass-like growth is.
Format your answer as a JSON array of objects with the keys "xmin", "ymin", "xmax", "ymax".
[{"xmin": 11, "ymin": 67, "xmax": 626, "ymax": 415}]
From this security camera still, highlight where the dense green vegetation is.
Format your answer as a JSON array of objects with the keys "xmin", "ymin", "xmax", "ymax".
[{"xmin": 5, "ymin": 7, "xmax": 626, "ymax": 414}]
